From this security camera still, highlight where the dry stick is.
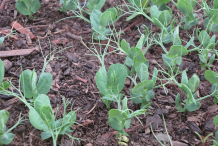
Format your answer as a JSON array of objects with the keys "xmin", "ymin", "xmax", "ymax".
[
  {"xmin": 86, "ymin": 101, "xmax": 98, "ymax": 115},
  {"xmin": 0, "ymin": 46, "xmax": 39, "ymax": 57},
  {"xmin": 121, "ymin": 20, "xmax": 143, "ymax": 33}
]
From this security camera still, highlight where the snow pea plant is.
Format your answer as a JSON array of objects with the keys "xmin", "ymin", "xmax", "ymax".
[
  {"xmin": 0, "ymin": 49, "xmax": 80, "ymax": 145},
  {"xmin": 202, "ymin": 0, "xmax": 218, "ymax": 32},
  {"xmin": 15, "ymin": 0, "xmax": 40, "ymax": 18},
  {"xmin": 0, "ymin": 110, "xmax": 24, "ymax": 146},
  {"xmin": 196, "ymin": 29, "xmax": 218, "ymax": 69},
  {"xmin": 29, "ymin": 95, "xmax": 79, "ymax": 146}
]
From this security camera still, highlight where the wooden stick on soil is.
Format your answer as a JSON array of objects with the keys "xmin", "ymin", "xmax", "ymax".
[{"xmin": 0, "ymin": 46, "xmax": 39, "ymax": 58}]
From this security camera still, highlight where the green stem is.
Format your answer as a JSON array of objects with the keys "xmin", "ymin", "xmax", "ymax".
[
  {"xmin": 153, "ymin": 80, "xmax": 173, "ymax": 89},
  {"xmin": 171, "ymin": 0, "xmax": 177, "ymax": 6},
  {"xmin": 197, "ymin": 14, "xmax": 206, "ymax": 21},
  {"xmin": 196, "ymin": 90, "xmax": 217, "ymax": 102},
  {"xmin": 188, "ymin": 47, "xmax": 200, "ymax": 52}
]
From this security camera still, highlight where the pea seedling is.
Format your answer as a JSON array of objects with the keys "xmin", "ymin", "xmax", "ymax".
[
  {"xmin": 15, "ymin": 0, "xmax": 40, "ymax": 18},
  {"xmin": 29, "ymin": 95, "xmax": 80, "ymax": 146},
  {"xmin": 0, "ymin": 110, "xmax": 24, "ymax": 145},
  {"xmin": 196, "ymin": 29, "xmax": 218, "ymax": 69}
]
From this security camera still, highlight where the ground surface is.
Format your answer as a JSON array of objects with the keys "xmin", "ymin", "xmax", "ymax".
[{"xmin": 0, "ymin": 0, "xmax": 218, "ymax": 146}]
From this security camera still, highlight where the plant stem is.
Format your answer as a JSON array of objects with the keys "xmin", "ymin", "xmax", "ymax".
[
  {"xmin": 188, "ymin": 48, "xmax": 200, "ymax": 52},
  {"xmin": 196, "ymin": 90, "xmax": 217, "ymax": 102},
  {"xmin": 171, "ymin": 0, "xmax": 177, "ymax": 6}
]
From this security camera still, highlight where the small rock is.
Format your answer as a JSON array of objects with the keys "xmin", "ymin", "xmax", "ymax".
[
  {"xmin": 146, "ymin": 114, "xmax": 162, "ymax": 130},
  {"xmin": 64, "ymin": 67, "xmax": 71, "ymax": 76},
  {"xmin": 156, "ymin": 108, "xmax": 169, "ymax": 115},
  {"xmin": 204, "ymin": 118, "xmax": 218, "ymax": 132},
  {"xmin": 172, "ymin": 141, "xmax": 188, "ymax": 146},
  {"xmin": 14, "ymin": 40, "xmax": 23, "ymax": 48},
  {"xmin": 66, "ymin": 52, "xmax": 78, "ymax": 63},
  {"xmin": 156, "ymin": 133, "xmax": 172, "ymax": 143},
  {"xmin": 3, "ymin": 60, "xmax": 12, "ymax": 71}
]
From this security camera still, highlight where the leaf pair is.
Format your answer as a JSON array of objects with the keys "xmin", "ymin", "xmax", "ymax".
[
  {"xmin": 108, "ymin": 97, "xmax": 146, "ymax": 136},
  {"xmin": 20, "ymin": 69, "xmax": 52, "ymax": 100},
  {"xmin": 59, "ymin": 0, "xmax": 78, "ymax": 12},
  {"xmin": 175, "ymin": 71, "xmax": 200, "ymax": 112},
  {"xmin": 0, "ymin": 59, "xmax": 10, "ymax": 92},
  {"xmin": 96, "ymin": 64, "xmax": 127, "ymax": 109},
  {"xmin": 0, "ymin": 110, "xmax": 15, "ymax": 145},
  {"xmin": 15, "ymin": 0, "xmax": 40, "ymax": 17},
  {"xmin": 29, "ymin": 94, "xmax": 76, "ymax": 140},
  {"xmin": 196, "ymin": 29, "xmax": 218, "ymax": 69},
  {"xmin": 90, "ymin": 8, "xmax": 117, "ymax": 40},
  {"xmin": 177, "ymin": 0, "xmax": 198, "ymax": 29}
]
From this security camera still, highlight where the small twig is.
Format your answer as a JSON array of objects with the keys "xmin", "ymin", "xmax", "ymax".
[{"xmin": 86, "ymin": 101, "xmax": 98, "ymax": 115}]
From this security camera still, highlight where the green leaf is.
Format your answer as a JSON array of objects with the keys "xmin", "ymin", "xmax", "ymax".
[
  {"xmin": 100, "ymin": 8, "xmax": 117, "ymax": 27},
  {"xmin": 181, "ymin": 70, "xmax": 188, "ymax": 86},
  {"xmin": 136, "ymin": 34, "xmax": 145, "ymax": 50},
  {"xmin": 36, "ymin": 73, "xmax": 52, "ymax": 96},
  {"xmin": 152, "ymin": 67, "xmax": 158, "ymax": 84},
  {"xmin": 186, "ymin": 0, "xmax": 196, "ymax": 8},
  {"xmin": 129, "ymin": 47, "xmax": 148, "ymax": 63},
  {"xmin": 34, "ymin": 94, "xmax": 52, "ymax": 114},
  {"xmin": 209, "ymin": 54, "xmax": 215, "ymax": 64},
  {"xmin": 175, "ymin": 93, "xmax": 185, "ymax": 112},
  {"xmin": 29, "ymin": 106, "xmax": 49, "ymax": 131},
  {"xmin": 108, "ymin": 109, "xmax": 127, "ymax": 131},
  {"xmin": 214, "ymin": 0, "xmax": 218, "ymax": 9},
  {"xmin": 128, "ymin": 0, "xmax": 149, "ymax": 8},
  {"xmin": 0, "ymin": 81, "xmax": 10, "ymax": 91},
  {"xmin": 150, "ymin": 5, "xmax": 160, "ymax": 19},
  {"xmin": 15, "ymin": 1, "xmax": 31, "ymax": 16},
  {"xmin": 0, "ymin": 133, "xmax": 14, "ymax": 145},
  {"xmin": 204, "ymin": 70, "xmax": 218, "ymax": 84},
  {"xmin": 121, "ymin": 39, "xmax": 131, "ymax": 55},
  {"xmin": 214, "ymin": 116, "xmax": 218, "ymax": 127},
  {"xmin": 0, "ymin": 110, "xmax": 9, "ymax": 130},
  {"xmin": 158, "ymin": 10, "xmax": 172, "ymax": 27},
  {"xmin": 167, "ymin": 45, "xmax": 188, "ymax": 58},
  {"xmin": 145, "ymin": 90, "xmax": 154, "ymax": 101},
  {"xmin": 132, "ymin": 80, "xmax": 155, "ymax": 94},
  {"xmin": 0, "ymin": 37, "xmax": 4, "ymax": 45},
  {"xmin": 177, "ymin": 0, "xmax": 195, "ymax": 20},
  {"xmin": 20, "ymin": 70, "xmax": 33, "ymax": 99},
  {"xmin": 41, "ymin": 131, "xmax": 52, "ymax": 140},
  {"xmin": 151, "ymin": 0, "xmax": 170, "ymax": 6},
  {"xmin": 162, "ymin": 54, "xmax": 173, "ymax": 67},
  {"xmin": 108, "ymin": 64, "xmax": 127, "ymax": 95},
  {"xmin": 0, "ymin": 59, "xmax": 4, "ymax": 84},
  {"xmin": 40, "ymin": 106, "xmax": 53, "ymax": 124},
  {"xmin": 86, "ymin": 0, "xmax": 106, "ymax": 11},
  {"xmin": 198, "ymin": 30, "xmax": 210, "ymax": 48},
  {"xmin": 136, "ymin": 63, "xmax": 149, "ymax": 82},
  {"xmin": 208, "ymin": 9, "xmax": 218, "ymax": 26},
  {"xmin": 184, "ymin": 101, "xmax": 201, "ymax": 112},
  {"xmin": 187, "ymin": 74, "xmax": 200, "ymax": 93},
  {"xmin": 172, "ymin": 26, "xmax": 182, "ymax": 45},
  {"xmin": 31, "ymin": 0, "xmax": 40, "ymax": 13},
  {"xmin": 130, "ymin": 89, "xmax": 142, "ymax": 104},
  {"xmin": 96, "ymin": 67, "xmax": 109, "ymax": 95},
  {"xmin": 126, "ymin": 12, "xmax": 141, "ymax": 21},
  {"xmin": 90, "ymin": 9, "xmax": 104, "ymax": 34},
  {"xmin": 61, "ymin": 111, "xmax": 76, "ymax": 132},
  {"xmin": 180, "ymin": 84, "xmax": 196, "ymax": 104}
]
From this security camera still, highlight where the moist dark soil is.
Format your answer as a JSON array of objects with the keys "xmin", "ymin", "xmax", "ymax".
[{"xmin": 1, "ymin": 0, "xmax": 218, "ymax": 146}]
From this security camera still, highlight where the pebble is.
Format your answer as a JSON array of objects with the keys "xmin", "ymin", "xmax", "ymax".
[
  {"xmin": 156, "ymin": 133, "xmax": 172, "ymax": 143},
  {"xmin": 66, "ymin": 52, "xmax": 78, "ymax": 63},
  {"xmin": 146, "ymin": 114, "xmax": 163, "ymax": 130},
  {"xmin": 64, "ymin": 67, "xmax": 71, "ymax": 76},
  {"xmin": 3, "ymin": 59, "xmax": 12, "ymax": 71},
  {"xmin": 156, "ymin": 108, "xmax": 169, "ymax": 115}
]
